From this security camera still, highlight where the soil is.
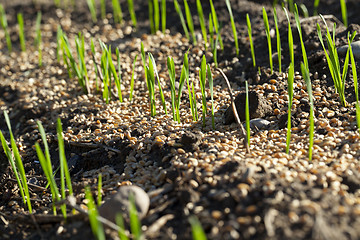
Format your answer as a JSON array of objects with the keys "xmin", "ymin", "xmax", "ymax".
[{"xmin": 0, "ymin": 0, "xmax": 360, "ymax": 239}]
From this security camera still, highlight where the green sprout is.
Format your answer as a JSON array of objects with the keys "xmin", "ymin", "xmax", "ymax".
[
  {"xmin": 90, "ymin": 38, "xmax": 99, "ymax": 92},
  {"xmin": 207, "ymin": 64, "xmax": 215, "ymax": 129},
  {"xmin": 34, "ymin": 11, "xmax": 42, "ymax": 67},
  {"xmin": 74, "ymin": 33, "xmax": 90, "ymax": 94},
  {"xmin": 245, "ymin": 81, "xmax": 250, "ymax": 146},
  {"xmin": 167, "ymin": 53, "xmax": 188, "ymax": 122},
  {"xmin": 286, "ymin": 62, "xmax": 294, "ymax": 154},
  {"xmin": 294, "ymin": 4, "xmax": 308, "ymax": 70},
  {"xmin": 129, "ymin": 193, "xmax": 142, "ymax": 240},
  {"xmin": 129, "ymin": 55, "xmax": 138, "ymax": 101},
  {"xmin": 301, "ymin": 63, "xmax": 314, "ymax": 161},
  {"xmin": 0, "ymin": 111, "xmax": 32, "ymax": 213},
  {"xmin": 340, "ymin": 0, "xmax": 348, "ymax": 27},
  {"xmin": 225, "ymin": 0, "xmax": 238, "ymax": 55},
  {"xmin": 184, "ymin": 0, "xmax": 196, "ymax": 44},
  {"xmin": 348, "ymin": 32, "xmax": 360, "ymax": 134},
  {"xmin": 57, "ymin": 118, "xmax": 74, "ymax": 214},
  {"xmin": 112, "ymin": 0, "xmax": 123, "ymax": 24},
  {"xmin": 209, "ymin": 13, "xmax": 214, "ymax": 49},
  {"xmin": 189, "ymin": 216, "xmax": 207, "ymax": 240},
  {"xmin": 97, "ymin": 173, "xmax": 102, "ymax": 207},
  {"xmin": 246, "ymin": 14, "xmax": 256, "ymax": 68},
  {"xmin": 116, "ymin": 213, "xmax": 129, "ymax": 240},
  {"xmin": 199, "ymin": 55, "xmax": 207, "ymax": 128},
  {"xmin": 100, "ymin": 0, "xmax": 106, "ymax": 19},
  {"xmin": 0, "ymin": 4, "xmax": 12, "ymax": 52},
  {"xmin": 17, "ymin": 13, "xmax": 26, "ymax": 52},
  {"xmin": 148, "ymin": 53, "xmax": 167, "ymax": 115},
  {"xmin": 161, "ymin": 0, "xmax": 166, "ymax": 33},
  {"xmin": 174, "ymin": 0, "xmax": 190, "ymax": 41},
  {"xmin": 127, "ymin": 0, "xmax": 137, "ymax": 28},
  {"xmin": 298, "ymin": 4, "xmax": 309, "ymax": 18},
  {"xmin": 313, "ymin": 0, "xmax": 320, "ymax": 15},
  {"xmin": 196, "ymin": 0, "xmax": 207, "ymax": 49},
  {"xmin": 262, "ymin": 7, "xmax": 273, "ymax": 74},
  {"xmin": 284, "ymin": 8, "xmax": 294, "ymax": 64},
  {"xmin": 35, "ymin": 121, "xmax": 64, "ymax": 216},
  {"xmin": 273, "ymin": 7, "xmax": 281, "ymax": 73},
  {"xmin": 85, "ymin": 186, "xmax": 106, "ymax": 240},
  {"xmin": 317, "ymin": 16, "xmax": 355, "ymax": 107},
  {"xmin": 87, "ymin": 0, "xmax": 97, "ymax": 23},
  {"xmin": 209, "ymin": 0, "xmax": 223, "ymax": 50}
]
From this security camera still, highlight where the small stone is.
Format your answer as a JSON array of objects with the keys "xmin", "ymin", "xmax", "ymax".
[
  {"xmin": 99, "ymin": 185, "xmax": 150, "ymax": 223},
  {"xmin": 338, "ymin": 41, "xmax": 360, "ymax": 60}
]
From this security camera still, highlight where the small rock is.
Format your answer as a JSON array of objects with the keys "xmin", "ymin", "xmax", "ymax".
[
  {"xmin": 338, "ymin": 41, "xmax": 360, "ymax": 60},
  {"xmin": 243, "ymin": 118, "xmax": 271, "ymax": 131},
  {"xmin": 99, "ymin": 185, "xmax": 150, "ymax": 223},
  {"xmin": 224, "ymin": 91, "xmax": 272, "ymax": 124}
]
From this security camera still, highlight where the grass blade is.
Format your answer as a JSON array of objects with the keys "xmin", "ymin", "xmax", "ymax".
[
  {"xmin": 184, "ymin": 0, "xmax": 196, "ymax": 44},
  {"xmin": 340, "ymin": 0, "xmax": 348, "ymax": 27},
  {"xmin": 85, "ymin": 186, "xmax": 106, "ymax": 240},
  {"xmin": 174, "ymin": 0, "xmax": 190, "ymax": 41},
  {"xmin": 199, "ymin": 55, "xmax": 207, "ymax": 127},
  {"xmin": 149, "ymin": 53, "xmax": 167, "ymax": 115},
  {"xmin": 129, "ymin": 193, "xmax": 142, "ymax": 240},
  {"xmin": 262, "ymin": 7, "xmax": 273, "ymax": 74},
  {"xmin": 17, "ymin": 13, "xmax": 26, "ymax": 52},
  {"xmin": 112, "ymin": 0, "xmax": 123, "ymax": 24},
  {"xmin": 245, "ymin": 81, "xmax": 250, "ymax": 146},
  {"xmin": 209, "ymin": 0, "xmax": 223, "ymax": 50},
  {"xmin": 273, "ymin": 7, "xmax": 281, "ymax": 73},
  {"xmin": 225, "ymin": 0, "xmax": 238, "ymax": 55},
  {"xmin": 127, "ymin": 0, "xmax": 137, "ymax": 28},
  {"xmin": 0, "ymin": 4, "xmax": 12, "ymax": 52},
  {"xmin": 207, "ymin": 64, "xmax": 215, "ymax": 129},
  {"xmin": 196, "ymin": 0, "xmax": 207, "ymax": 49},
  {"xmin": 97, "ymin": 173, "xmax": 102, "ymax": 206},
  {"xmin": 301, "ymin": 63, "xmax": 314, "ymax": 161},
  {"xmin": 189, "ymin": 216, "xmax": 207, "ymax": 240},
  {"xmin": 161, "ymin": 0, "xmax": 166, "ymax": 33},
  {"xmin": 286, "ymin": 62, "xmax": 294, "ymax": 154},
  {"xmin": 246, "ymin": 14, "xmax": 256, "ymax": 68},
  {"xmin": 87, "ymin": 0, "xmax": 97, "ymax": 23},
  {"xmin": 294, "ymin": 4, "xmax": 308, "ymax": 70}
]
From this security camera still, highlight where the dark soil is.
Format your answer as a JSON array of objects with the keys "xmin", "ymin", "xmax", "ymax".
[{"xmin": 0, "ymin": 0, "xmax": 360, "ymax": 239}]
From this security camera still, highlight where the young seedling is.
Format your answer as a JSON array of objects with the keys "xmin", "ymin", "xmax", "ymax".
[
  {"xmin": 184, "ymin": 0, "xmax": 196, "ymax": 44},
  {"xmin": 294, "ymin": 4, "xmax": 308, "ymax": 70},
  {"xmin": 87, "ymin": 0, "xmax": 97, "ymax": 23},
  {"xmin": 287, "ymin": 0, "xmax": 295, "ymax": 13},
  {"xmin": 199, "ymin": 55, "xmax": 207, "ymax": 127},
  {"xmin": 153, "ymin": 0, "xmax": 160, "ymax": 33},
  {"xmin": 129, "ymin": 55, "xmax": 138, "ymax": 101},
  {"xmin": 167, "ymin": 54, "xmax": 187, "ymax": 122},
  {"xmin": 246, "ymin": 14, "xmax": 256, "ymax": 68},
  {"xmin": 209, "ymin": 13, "xmax": 214, "ymax": 49},
  {"xmin": 116, "ymin": 213, "xmax": 129, "ymax": 240},
  {"xmin": 245, "ymin": 81, "xmax": 250, "ymax": 146},
  {"xmin": 107, "ymin": 47, "xmax": 123, "ymax": 102},
  {"xmin": 348, "ymin": 32, "xmax": 360, "ymax": 133},
  {"xmin": 129, "ymin": 193, "xmax": 142, "ymax": 240},
  {"xmin": 313, "ymin": 0, "xmax": 320, "ymax": 15},
  {"xmin": 286, "ymin": 62, "xmax": 294, "ymax": 154},
  {"xmin": 317, "ymin": 16, "xmax": 355, "ymax": 107},
  {"xmin": 148, "ymin": 0, "xmax": 154, "ymax": 34},
  {"xmin": 127, "ymin": 0, "xmax": 137, "ymax": 28},
  {"xmin": 173, "ymin": 0, "xmax": 190, "ymax": 41},
  {"xmin": 225, "ymin": 0, "xmax": 239, "ymax": 55},
  {"xmin": 207, "ymin": 64, "xmax": 215, "ymax": 129},
  {"xmin": 340, "ymin": 0, "xmax": 348, "ymax": 27},
  {"xmin": 34, "ymin": 11, "xmax": 42, "ymax": 67},
  {"xmin": 186, "ymin": 61, "xmax": 198, "ymax": 121},
  {"xmin": 97, "ymin": 173, "xmax": 102, "ymax": 207},
  {"xmin": 209, "ymin": 0, "xmax": 223, "ymax": 50},
  {"xmin": 189, "ymin": 216, "xmax": 207, "ymax": 240},
  {"xmin": 57, "ymin": 118, "xmax": 74, "ymax": 214},
  {"xmin": 298, "ymin": 4, "xmax": 309, "ymax": 18},
  {"xmin": 301, "ymin": 63, "xmax": 314, "ymax": 161},
  {"xmin": 112, "ymin": 0, "xmax": 123, "ymax": 24},
  {"xmin": 196, "ymin": 0, "xmax": 207, "ymax": 49},
  {"xmin": 161, "ymin": 0, "xmax": 166, "ymax": 33},
  {"xmin": 100, "ymin": 48, "xmax": 111, "ymax": 103},
  {"xmin": 273, "ymin": 7, "xmax": 281, "ymax": 73},
  {"xmin": 0, "ymin": 111, "xmax": 32, "ymax": 213},
  {"xmin": 35, "ymin": 121, "xmax": 64, "ymax": 216},
  {"xmin": 284, "ymin": 8, "xmax": 294, "ymax": 64},
  {"xmin": 17, "ymin": 13, "xmax": 26, "ymax": 52},
  {"xmin": 100, "ymin": 0, "xmax": 106, "ymax": 19},
  {"xmin": 148, "ymin": 53, "xmax": 167, "ymax": 115},
  {"xmin": 85, "ymin": 186, "xmax": 106, "ymax": 240},
  {"xmin": 0, "ymin": 4, "xmax": 12, "ymax": 52},
  {"xmin": 90, "ymin": 38, "xmax": 99, "ymax": 92},
  {"xmin": 74, "ymin": 33, "xmax": 90, "ymax": 94},
  {"xmin": 262, "ymin": 7, "xmax": 273, "ymax": 74}
]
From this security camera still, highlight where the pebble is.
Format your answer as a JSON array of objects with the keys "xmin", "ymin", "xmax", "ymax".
[
  {"xmin": 98, "ymin": 185, "xmax": 150, "ymax": 223},
  {"xmin": 338, "ymin": 41, "xmax": 360, "ymax": 60}
]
